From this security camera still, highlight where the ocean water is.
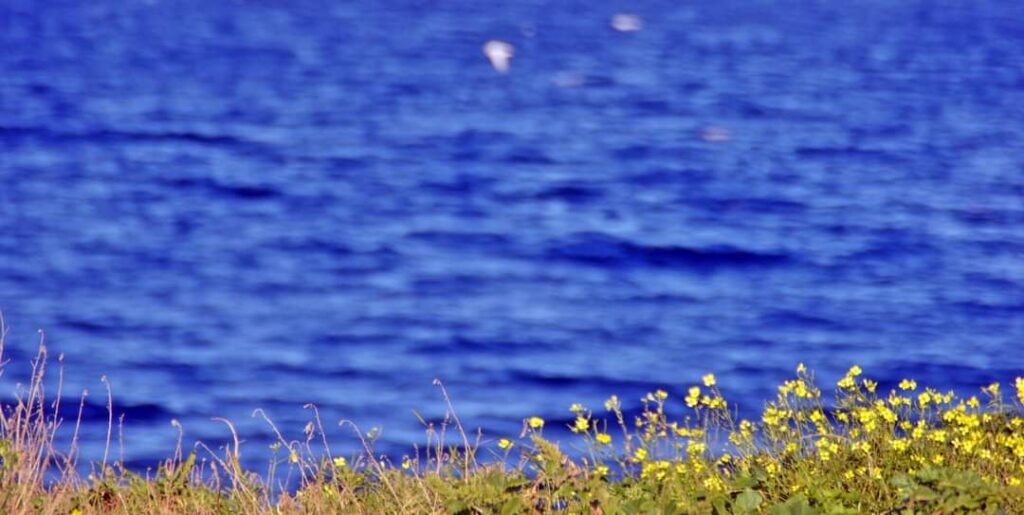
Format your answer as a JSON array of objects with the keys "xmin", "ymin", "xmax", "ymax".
[{"xmin": 1, "ymin": 0, "xmax": 1023, "ymax": 469}]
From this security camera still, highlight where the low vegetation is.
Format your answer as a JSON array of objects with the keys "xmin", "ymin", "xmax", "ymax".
[{"xmin": 1, "ymin": 332, "xmax": 1023, "ymax": 513}]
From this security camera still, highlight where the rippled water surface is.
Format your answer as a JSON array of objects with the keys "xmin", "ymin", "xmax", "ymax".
[{"xmin": 1, "ymin": 0, "xmax": 1023, "ymax": 468}]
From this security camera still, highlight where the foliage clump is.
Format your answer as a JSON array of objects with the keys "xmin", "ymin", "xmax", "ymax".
[{"xmin": 1, "ymin": 328, "xmax": 1023, "ymax": 513}]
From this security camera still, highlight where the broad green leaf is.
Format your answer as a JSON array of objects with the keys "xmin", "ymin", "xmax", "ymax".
[{"xmin": 734, "ymin": 489, "xmax": 763, "ymax": 514}]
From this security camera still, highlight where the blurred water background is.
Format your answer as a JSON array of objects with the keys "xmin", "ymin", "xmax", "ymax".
[{"xmin": 1, "ymin": 0, "xmax": 1023, "ymax": 470}]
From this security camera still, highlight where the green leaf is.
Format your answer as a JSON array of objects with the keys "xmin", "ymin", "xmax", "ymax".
[
  {"xmin": 445, "ymin": 500, "xmax": 468, "ymax": 514},
  {"xmin": 769, "ymin": 494, "xmax": 818, "ymax": 515},
  {"xmin": 713, "ymin": 497, "xmax": 731, "ymax": 515},
  {"xmin": 734, "ymin": 489, "xmax": 763, "ymax": 514},
  {"xmin": 500, "ymin": 497, "xmax": 522, "ymax": 515},
  {"xmin": 733, "ymin": 474, "xmax": 758, "ymax": 489}
]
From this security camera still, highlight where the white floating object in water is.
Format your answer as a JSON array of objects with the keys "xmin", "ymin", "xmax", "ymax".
[
  {"xmin": 699, "ymin": 126, "xmax": 732, "ymax": 142},
  {"xmin": 482, "ymin": 40, "xmax": 514, "ymax": 73},
  {"xmin": 552, "ymin": 71, "xmax": 586, "ymax": 88},
  {"xmin": 611, "ymin": 13, "xmax": 643, "ymax": 32}
]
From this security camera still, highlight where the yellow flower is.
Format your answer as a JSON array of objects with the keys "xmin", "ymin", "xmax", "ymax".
[
  {"xmin": 809, "ymin": 410, "xmax": 826, "ymax": 425},
  {"xmin": 702, "ymin": 374, "xmax": 716, "ymax": 387},
  {"xmin": 685, "ymin": 386, "xmax": 701, "ymax": 408},
  {"xmin": 640, "ymin": 460, "xmax": 670, "ymax": 480},
  {"xmin": 1015, "ymin": 377, "xmax": 1024, "ymax": 405},
  {"xmin": 848, "ymin": 365, "xmax": 863, "ymax": 377},
  {"xmin": 572, "ymin": 416, "xmax": 589, "ymax": 433},
  {"xmin": 289, "ymin": 451, "xmax": 299, "ymax": 464},
  {"xmin": 912, "ymin": 421, "xmax": 927, "ymax": 439},
  {"xmin": 401, "ymin": 457, "xmax": 412, "ymax": 470},
  {"xmin": 596, "ymin": 433, "xmax": 612, "ymax": 445},
  {"xmin": 497, "ymin": 438, "xmax": 513, "ymax": 450},
  {"xmin": 899, "ymin": 379, "xmax": 917, "ymax": 391},
  {"xmin": 796, "ymin": 362, "xmax": 806, "ymax": 374},
  {"xmin": 983, "ymin": 382, "xmax": 1000, "ymax": 396},
  {"xmin": 604, "ymin": 395, "xmax": 620, "ymax": 411},
  {"xmin": 655, "ymin": 389, "xmax": 668, "ymax": 400},
  {"xmin": 569, "ymin": 403, "xmax": 584, "ymax": 413},
  {"xmin": 703, "ymin": 475, "xmax": 724, "ymax": 491},
  {"xmin": 70, "ymin": 510, "xmax": 83, "ymax": 515},
  {"xmin": 528, "ymin": 416, "xmax": 544, "ymax": 429},
  {"xmin": 762, "ymin": 407, "xmax": 783, "ymax": 427},
  {"xmin": 594, "ymin": 465, "xmax": 609, "ymax": 477},
  {"xmin": 816, "ymin": 439, "xmax": 839, "ymax": 461},
  {"xmin": 633, "ymin": 447, "xmax": 648, "ymax": 461},
  {"xmin": 862, "ymin": 379, "xmax": 878, "ymax": 393},
  {"xmin": 918, "ymin": 391, "xmax": 931, "ymax": 407},
  {"xmin": 739, "ymin": 420, "xmax": 754, "ymax": 436},
  {"xmin": 704, "ymin": 396, "xmax": 727, "ymax": 410},
  {"xmin": 794, "ymin": 380, "xmax": 812, "ymax": 398}
]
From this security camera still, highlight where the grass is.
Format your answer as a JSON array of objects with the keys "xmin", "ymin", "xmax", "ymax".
[{"xmin": 1, "ymin": 328, "xmax": 1023, "ymax": 513}]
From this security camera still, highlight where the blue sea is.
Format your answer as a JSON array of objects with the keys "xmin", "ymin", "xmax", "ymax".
[{"xmin": 1, "ymin": 0, "xmax": 1023, "ymax": 470}]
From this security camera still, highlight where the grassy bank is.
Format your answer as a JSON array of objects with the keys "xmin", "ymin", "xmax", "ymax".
[{"xmin": 1, "ymin": 337, "xmax": 1023, "ymax": 513}]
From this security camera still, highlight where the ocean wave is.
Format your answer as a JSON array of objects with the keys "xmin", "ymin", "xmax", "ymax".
[{"xmin": 547, "ymin": 232, "xmax": 790, "ymax": 270}]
